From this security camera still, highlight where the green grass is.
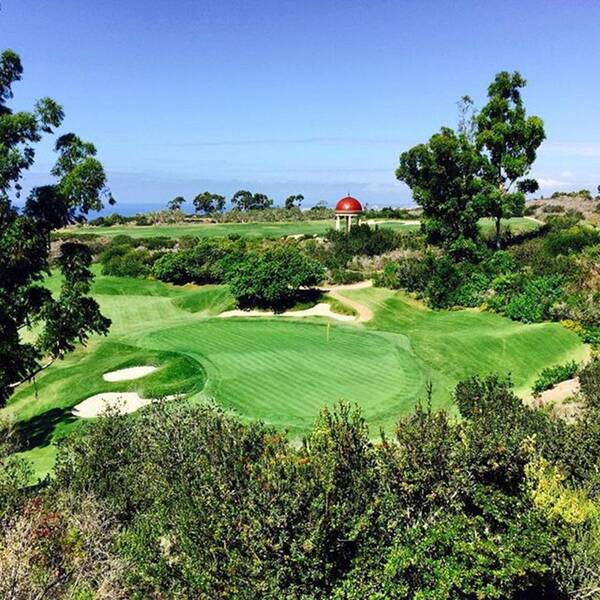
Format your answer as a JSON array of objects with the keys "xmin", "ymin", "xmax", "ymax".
[
  {"xmin": 4, "ymin": 260, "xmax": 583, "ymax": 480},
  {"xmin": 339, "ymin": 286, "xmax": 588, "ymax": 402},
  {"xmin": 62, "ymin": 217, "xmax": 538, "ymax": 240},
  {"xmin": 69, "ymin": 220, "xmax": 341, "ymax": 239}
]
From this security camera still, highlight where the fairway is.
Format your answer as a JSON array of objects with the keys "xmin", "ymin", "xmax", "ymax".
[
  {"xmin": 63, "ymin": 217, "xmax": 537, "ymax": 239},
  {"xmin": 4, "ymin": 265, "xmax": 585, "ymax": 479}
]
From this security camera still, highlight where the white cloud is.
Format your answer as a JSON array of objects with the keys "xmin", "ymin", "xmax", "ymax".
[
  {"xmin": 536, "ymin": 177, "xmax": 570, "ymax": 187},
  {"xmin": 543, "ymin": 141, "xmax": 600, "ymax": 157},
  {"xmin": 559, "ymin": 170, "xmax": 573, "ymax": 178}
]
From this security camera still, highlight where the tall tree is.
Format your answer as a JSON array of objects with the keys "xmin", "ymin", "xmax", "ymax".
[
  {"xmin": 193, "ymin": 192, "xmax": 225, "ymax": 214},
  {"xmin": 167, "ymin": 196, "xmax": 185, "ymax": 211},
  {"xmin": 231, "ymin": 190, "xmax": 273, "ymax": 211},
  {"xmin": 249, "ymin": 192, "xmax": 273, "ymax": 210},
  {"xmin": 0, "ymin": 49, "xmax": 113, "ymax": 405},
  {"xmin": 456, "ymin": 95, "xmax": 477, "ymax": 142},
  {"xmin": 396, "ymin": 127, "xmax": 485, "ymax": 252},
  {"xmin": 285, "ymin": 194, "xmax": 304, "ymax": 209},
  {"xmin": 475, "ymin": 71, "xmax": 545, "ymax": 247}
]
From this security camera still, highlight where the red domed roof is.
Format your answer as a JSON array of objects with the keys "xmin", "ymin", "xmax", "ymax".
[{"xmin": 335, "ymin": 195, "xmax": 363, "ymax": 213}]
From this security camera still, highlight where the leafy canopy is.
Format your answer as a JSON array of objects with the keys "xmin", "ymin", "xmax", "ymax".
[
  {"xmin": 0, "ymin": 49, "xmax": 112, "ymax": 405},
  {"xmin": 225, "ymin": 244, "xmax": 324, "ymax": 309},
  {"xmin": 193, "ymin": 191, "xmax": 226, "ymax": 214},
  {"xmin": 397, "ymin": 71, "xmax": 545, "ymax": 250},
  {"xmin": 476, "ymin": 71, "xmax": 546, "ymax": 245},
  {"xmin": 231, "ymin": 189, "xmax": 273, "ymax": 211},
  {"xmin": 167, "ymin": 195, "xmax": 185, "ymax": 211},
  {"xmin": 396, "ymin": 127, "xmax": 485, "ymax": 253}
]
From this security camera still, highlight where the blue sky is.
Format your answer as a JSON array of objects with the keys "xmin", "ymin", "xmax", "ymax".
[{"xmin": 2, "ymin": 0, "xmax": 600, "ymax": 211}]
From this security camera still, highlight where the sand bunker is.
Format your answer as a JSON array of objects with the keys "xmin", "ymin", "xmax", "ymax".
[
  {"xmin": 218, "ymin": 302, "xmax": 355, "ymax": 322},
  {"xmin": 72, "ymin": 392, "xmax": 176, "ymax": 418},
  {"xmin": 103, "ymin": 366, "xmax": 157, "ymax": 382}
]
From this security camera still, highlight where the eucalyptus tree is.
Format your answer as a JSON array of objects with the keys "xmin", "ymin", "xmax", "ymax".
[
  {"xmin": 168, "ymin": 195, "xmax": 185, "ymax": 211},
  {"xmin": 231, "ymin": 190, "xmax": 273, "ymax": 211},
  {"xmin": 0, "ymin": 49, "xmax": 113, "ymax": 405},
  {"xmin": 285, "ymin": 194, "xmax": 304, "ymax": 209},
  {"xmin": 475, "ymin": 71, "xmax": 545, "ymax": 246},
  {"xmin": 193, "ymin": 191, "xmax": 226, "ymax": 214},
  {"xmin": 396, "ymin": 127, "xmax": 485, "ymax": 253}
]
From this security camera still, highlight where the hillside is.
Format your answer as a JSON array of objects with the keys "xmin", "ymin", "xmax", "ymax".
[{"xmin": 526, "ymin": 191, "xmax": 600, "ymax": 224}]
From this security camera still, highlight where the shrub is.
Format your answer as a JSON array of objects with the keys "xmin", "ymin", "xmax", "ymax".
[
  {"xmin": 532, "ymin": 361, "xmax": 579, "ymax": 395},
  {"xmin": 329, "ymin": 269, "xmax": 364, "ymax": 285},
  {"xmin": 578, "ymin": 358, "xmax": 600, "ymax": 409},
  {"xmin": 326, "ymin": 224, "xmax": 401, "ymax": 265},
  {"xmin": 502, "ymin": 276, "xmax": 563, "ymax": 323},
  {"xmin": 110, "ymin": 233, "xmax": 135, "ymax": 246},
  {"xmin": 226, "ymin": 245, "xmax": 324, "ymax": 309},
  {"xmin": 544, "ymin": 226, "xmax": 600, "ymax": 256},
  {"xmin": 542, "ymin": 204, "xmax": 565, "ymax": 213},
  {"xmin": 152, "ymin": 238, "xmax": 245, "ymax": 285},
  {"xmin": 99, "ymin": 245, "xmax": 152, "ymax": 278},
  {"xmin": 43, "ymin": 376, "xmax": 593, "ymax": 598},
  {"xmin": 137, "ymin": 236, "xmax": 177, "ymax": 250},
  {"xmin": 375, "ymin": 253, "xmax": 432, "ymax": 293}
]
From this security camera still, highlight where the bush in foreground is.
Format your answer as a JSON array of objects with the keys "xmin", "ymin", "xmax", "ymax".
[{"xmin": 3, "ymin": 369, "xmax": 600, "ymax": 598}]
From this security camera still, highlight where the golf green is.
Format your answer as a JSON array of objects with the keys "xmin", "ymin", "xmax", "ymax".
[
  {"xmin": 4, "ymin": 268, "xmax": 586, "ymax": 480},
  {"xmin": 134, "ymin": 319, "xmax": 424, "ymax": 433}
]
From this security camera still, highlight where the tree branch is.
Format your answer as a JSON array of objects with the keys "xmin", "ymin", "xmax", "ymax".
[{"xmin": 9, "ymin": 357, "xmax": 56, "ymax": 389}]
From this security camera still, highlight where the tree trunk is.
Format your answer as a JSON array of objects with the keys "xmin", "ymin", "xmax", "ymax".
[{"xmin": 495, "ymin": 216, "xmax": 501, "ymax": 249}]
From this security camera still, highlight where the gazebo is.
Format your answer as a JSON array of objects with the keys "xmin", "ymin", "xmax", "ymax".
[{"xmin": 334, "ymin": 195, "xmax": 363, "ymax": 232}]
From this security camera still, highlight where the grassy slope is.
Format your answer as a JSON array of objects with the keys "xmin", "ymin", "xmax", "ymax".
[
  {"xmin": 66, "ymin": 217, "xmax": 536, "ymax": 239},
  {"xmin": 338, "ymin": 287, "xmax": 588, "ymax": 402},
  {"xmin": 4, "ymin": 263, "xmax": 584, "ymax": 479}
]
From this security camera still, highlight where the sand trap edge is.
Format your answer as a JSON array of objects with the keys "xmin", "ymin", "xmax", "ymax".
[{"xmin": 103, "ymin": 365, "xmax": 157, "ymax": 382}]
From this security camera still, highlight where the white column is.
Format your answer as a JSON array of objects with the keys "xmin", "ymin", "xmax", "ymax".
[{"xmin": 335, "ymin": 215, "xmax": 340, "ymax": 230}]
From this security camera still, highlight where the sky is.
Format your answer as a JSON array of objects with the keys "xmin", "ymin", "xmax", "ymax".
[{"xmin": 2, "ymin": 0, "xmax": 600, "ymax": 212}]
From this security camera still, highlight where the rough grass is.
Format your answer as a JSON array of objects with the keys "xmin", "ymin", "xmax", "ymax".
[
  {"xmin": 63, "ymin": 217, "xmax": 537, "ymax": 240},
  {"xmin": 4, "ymin": 262, "xmax": 583, "ymax": 480}
]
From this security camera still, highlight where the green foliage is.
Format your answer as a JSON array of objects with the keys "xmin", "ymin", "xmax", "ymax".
[
  {"xmin": 193, "ymin": 191, "xmax": 226, "ymax": 214},
  {"xmin": 88, "ymin": 212, "xmax": 128, "ymax": 226},
  {"xmin": 476, "ymin": 71, "xmax": 546, "ymax": 246},
  {"xmin": 499, "ymin": 275, "xmax": 563, "ymax": 323},
  {"xmin": 99, "ymin": 245, "xmax": 152, "ymax": 278},
  {"xmin": 0, "ymin": 417, "xmax": 31, "ymax": 521},
  {"xmin": 397, "ymin": 127, "xmax": 485, "ymax": 249},
  {"xmin": 152, "ymin": 237, "xmax": 245, "ymax": 285},
  {"xmin": 328, "ymin": 268, "xmax": 364, "ymax": 285},
  {"xmin": 0, "ymin": 49, "xmax": 112, "ymax": 405},
  {"xmin": 27, "ymin": 370, "xmax": 596, "ymax": 597},
  {"xmin": 167, "ymin": 195, "xmax": 185, "ymax": 211},
  {"xmin": 397, "ymin": 71, "xmax": 545, "ymax": 251},
  {"xmin": 578, "ymin": 358, "xmax": 600, "ymax": 411},
  {"xmin": 231, "ymin": 189, "xmax": 273, "ymax": 211},
  {"xmin": 226, "ymin": 244, "xmax": 324, "ymax": 309},
  {"xmin": 532, "ymin": 361, "xmax": 579, "ymax": 395},
  {"xmin": 284, "ymin": 193, "xmax": 304, "ymax": 209},
  {"xmin": 325, "ymin": 224, "xmax": 402, "ymax": 267}
]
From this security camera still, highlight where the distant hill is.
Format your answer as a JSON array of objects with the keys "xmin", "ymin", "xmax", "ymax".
[{"xmin": 526, "ymin": 191, "xmax": 600, "ymax": 224}]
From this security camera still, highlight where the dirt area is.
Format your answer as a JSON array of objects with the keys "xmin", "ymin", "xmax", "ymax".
[
  {"xmin": 526, "ymin": 193, "xmax": 600, "ymax": 224},
  {"xmin": 525, "ymin": 377, "xmax": 582, "ymax": 422}
]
